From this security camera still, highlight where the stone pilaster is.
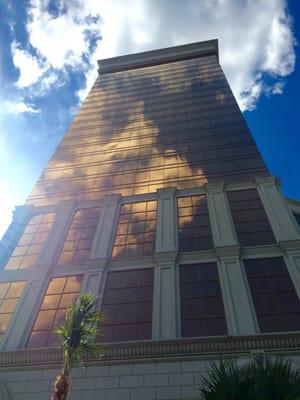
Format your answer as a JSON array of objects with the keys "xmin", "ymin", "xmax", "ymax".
[
  {"xmin": 216, "ymin": 248, "xmax": 257, "ymax": 335},
  {"xmin": 255, "ymin": 176, "xmax": 300, "ymax": 242},
  {"xmin": 152, "ymin": 188, "xmax": 178, "ymax": 339},
  {"xmin": 89, "ymin": 194, "xmax": 121, "ymax": 266},
  {"xmin": 205, "ymin": 182, "xmax": 237, "ymax": 247},
  {"xmin": 284, "ymin": 251, "xmax": 300, "ymax": 299},
  {"xmin": 152, "ymin": 254, "xmax": 178, "ymax": 340},
  {"xmin": 155, "ymin": 187, "xmax": 178, "ymax": 254}
]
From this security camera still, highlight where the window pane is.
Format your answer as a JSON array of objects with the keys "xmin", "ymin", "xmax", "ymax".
[
  {"xmin": 100, "ymin": 269, "xmax": 154, "ymax": 342},
  {"xmin": 227, "ymin": 189, "xmax": 275, "ymax": 246},
  {"xmin": 178, "ymin": 195, "xmax": 213, "ymax": 252},
  {"xmin": 180, "ymin": 263, "xmax": 227, "ymax": 337},
  {"xmin": 4, "ymin": 213, "xmax": 55, "ymax": 270},
  {"xmin": 0, "ymin": 281, "xmax": 26, "ymax": 340},
  {"xmin": 27, "ymin": 275, "xmax": 82, "ymax": 348},
  {"xmin": 57, "ymin": 208, "xmax": 101, "ymax": 266},
  {"xmin": 244, "ymin": 257, "xmax": 300, "ymax": 333},
  {"xmin": 112, "ymin": 202, "xmax": 157, "ymax": 258}
]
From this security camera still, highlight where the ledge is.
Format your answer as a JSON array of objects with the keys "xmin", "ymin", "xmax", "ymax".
[
  {"xmin": 98, "ymin": 39, "xmax": 218, "ymax": 75},
  {"xmin": 1, "ymin": 333, "xmax": 300, "ymax": 369}
]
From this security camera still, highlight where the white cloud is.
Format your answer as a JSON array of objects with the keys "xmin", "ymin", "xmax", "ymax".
[
  {"xmin": 2, "ymin": 99, "xmax": 40, "ymax": 114},
  {"xmin": 11, "ymin": 0, "xmax": 296, "ymax": 111},
  {"xmin": 11, "ymin": 41, "xmax": 47, "ymax": 88}
]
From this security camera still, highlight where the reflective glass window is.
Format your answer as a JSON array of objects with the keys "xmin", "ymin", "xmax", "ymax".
[
  {"xmin": 244, "ymin": 257, "xmax": 300, "ymax": 333},
  {"xmin": 178, "ymin": 195, "xmax": 213, "ymax": 252},
  {"xmin": 0, "ymin": 281, "xmax": 26, "ymax": 342},
  {"xmin": 180, "ymin": 263, "xmax": 227, "ymax": 337},
  {"xmin": 27, "ymin": 275, "xmax": 83, "ymax": 347},
  {"xmin": 227, "ymin": 189, "xmax": 276, "ymax": 246},
  {"xmin": 100, "ymin": 268, "xmax": 154, "ymax": 342},
  {"xmin": 57, "ymin": 208, "xmax": 101, "ymax": 265},
  {"xmin": 112, "ymin": 201, "xmax": 157, "ymax": 258},
  {"xmin": 27, "ymin": 55, "xmax": 268, "ymax": 207},
  {"xmin": 5, "ymin": 213, "xmax": 55, "ymax": 270}
]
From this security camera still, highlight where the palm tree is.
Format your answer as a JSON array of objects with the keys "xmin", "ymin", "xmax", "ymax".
[
  {"xmin": 199, "ymin": 360, "xmax": 251, "ymax": 400},
  {"xmin": 249, "ymin": 358, "xmax": 300, "ymax": 400},
  {"xmin": 199, "ymin": 358, "xmax": 300, "ymax": 400},
  {"xmin": 51, "ymin": 294, "xmax": 104, "ymax": 400}
]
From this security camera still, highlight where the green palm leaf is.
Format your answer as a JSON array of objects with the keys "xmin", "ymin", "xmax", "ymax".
[{"xmin": 51, "ymin": 293, "xmax": 104, "ymax": 400}]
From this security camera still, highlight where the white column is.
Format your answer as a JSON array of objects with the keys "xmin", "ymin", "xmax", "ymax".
[
  {"xmin": 155, "ymin": 187, "xmax": 178, "ymax": 254},
  {"xmin": 152, "ymin": 260, "xmax": 177, "ymax": 339},
  {"xmin": 284, "ymin": 251, "xmax": 300, "ymax": 299},
  {"xmin": 255, "ymin": 176, "xmax": 300, "ymax": 242},
  {"xmin": 89, "ymin": 194, "xmax": 121, "ymax": 266},
  {"xmin": 216, "ymin": 250, "xmax": 258, "ymax": 335},
  {"xmin": 81, "ymin": 269, "xmax": 104, "ymax": 297},
  {"xmin": 153, "ymin": 187, "xmax": 178, "ymax": 339},
  {"xmin": 205, "ymin": 181, "xmax": 237, "ymax": 247}
]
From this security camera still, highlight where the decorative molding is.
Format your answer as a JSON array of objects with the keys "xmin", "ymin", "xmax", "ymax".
[
  {"xmin": 215, "ymin": 245, "xmax": 240, "ymax": 258},
  {"xmin": 279, "ymin": 240, "xmax": 300, "ymax": 252},
  {"xmin": 154, "ymin": 251, "xmax": 178, "ymax": 265},
  {"xmin": 1, "ymin": 334, "xmax": 300, "ymax": 368}
]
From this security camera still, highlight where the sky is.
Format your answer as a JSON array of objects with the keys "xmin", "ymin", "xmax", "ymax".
[{"xmin": 0, "ymin": 0, "xmax": 299, "ymax": 238}]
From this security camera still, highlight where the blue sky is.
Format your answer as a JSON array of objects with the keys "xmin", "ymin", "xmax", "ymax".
[{"xmin": 0, "ymin": 0, "xmax": 299, "ymax": 238}]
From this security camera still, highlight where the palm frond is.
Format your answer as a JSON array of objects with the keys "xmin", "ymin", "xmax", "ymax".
[
  {"xmin": 249, "ymin": 358, "xmax": 300, "ymax": 400},
  {"xmin": 199, "ymin": 360, "xmax": 251, "ymax": 400},
  {"xmin": 54, "ymin": 293, "xmax": 104, "ymax": 370}
]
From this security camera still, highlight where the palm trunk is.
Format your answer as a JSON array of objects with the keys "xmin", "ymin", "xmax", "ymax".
[
  {"xmin": 51, "ymin": 369, "xmax": 70, "ymax": 400},
  {"xmin": 51, "ymin": 349, "xmax": 72, "ymax": 400}
]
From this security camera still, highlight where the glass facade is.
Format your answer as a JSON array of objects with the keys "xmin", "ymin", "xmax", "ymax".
[
  {"xmin": 5, "ymin": 213, "xmax": 55, "ymax": 270},
  {"xmin": 2, "ymin": 42, "xmax": 299, "ymax": 352},
  {"xmin": 112, "ymin": 201, "xmax": 157, "ymax": 258},
  {"xmin": 180, "ymin": 263, "xmax": 227, "ymax": 337},
  {"xmin": 227, "ymin": 189, "xmax": 276, "ymax": 246},
  {"xmin": 100, "ymin": 269, "xmax": 154, "ymax": 342},
  {"xmin": 244, "ymin": 258, "xmax": 300, "ymax": 333},
  {"xmin": 57, "ymin": 207, "xmax": 102, "ymax": 265},
  {"xmin": 0, "ymin": 281, "xmax": 26, "ymax": 342},
  {"xmin": 178, "ymin": 195, "xmax": 213, "ymax": 252},
  {"xmin": 27, "ymin": 275, "xmax": 82, "ymax": 348},
  {"xmin": 27, "ymin": 56, "xmax": 267, "ymax": 207}
]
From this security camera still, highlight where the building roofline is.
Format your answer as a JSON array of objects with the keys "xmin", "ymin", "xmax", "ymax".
[{"xmin": 97, "ymin": 39, "xmax": 218, "ymax": 75}]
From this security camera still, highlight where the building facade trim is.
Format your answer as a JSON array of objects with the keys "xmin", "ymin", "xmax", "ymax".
[{"xmin": 1, "ymin": 334, "xmax": 300, "ymax": 368}]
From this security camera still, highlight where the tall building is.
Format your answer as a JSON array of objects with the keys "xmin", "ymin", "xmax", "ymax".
[{"xmin": 1, "ymin": 39, "xmax": 300, "ymax": 399}]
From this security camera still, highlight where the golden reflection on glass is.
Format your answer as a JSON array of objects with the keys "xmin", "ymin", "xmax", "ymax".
[
  {"xmin": 112, "ymin": 201, "xmax": 157, "ymax": 258},
  {"xmin": 26, "ymin": 56, "xmax": 267, "ymax": 207},
  {"xmin": 178, "ymin": 195, "xmax": 213, "ymax": 252},
  {"xmin": 57, "ymin": 207, "xmax": 102, "ymax": 266},
  {"xmin": 5, "ymin": 213, "xmax": 55, "ymax": 270},
  {"xmin": 27, "ymin": 275, "xmax": 82, "ymax": 348},
  {"xmin": 0, "ymin": 281, "xmax": 26, "ymax": 341}
]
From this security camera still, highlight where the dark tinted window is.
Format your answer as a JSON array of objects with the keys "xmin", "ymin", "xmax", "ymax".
[
  {"xmin": 244, "ymin": 257, "xmax": 300, "ymax": 333},
  {"xmin": 178, "ymin": 195, "xmax": 213, "ymax": 252},
  {"xmin": 180, "ymin": 263, "xmax": 227, "ymax": 337},
  {"xmin": 100, "ymin": 268, "xmax": 154, "ymax": 342},
  {"xmin": 227, "ymin": 189, "xmax": 276, "ymax": 246}
]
